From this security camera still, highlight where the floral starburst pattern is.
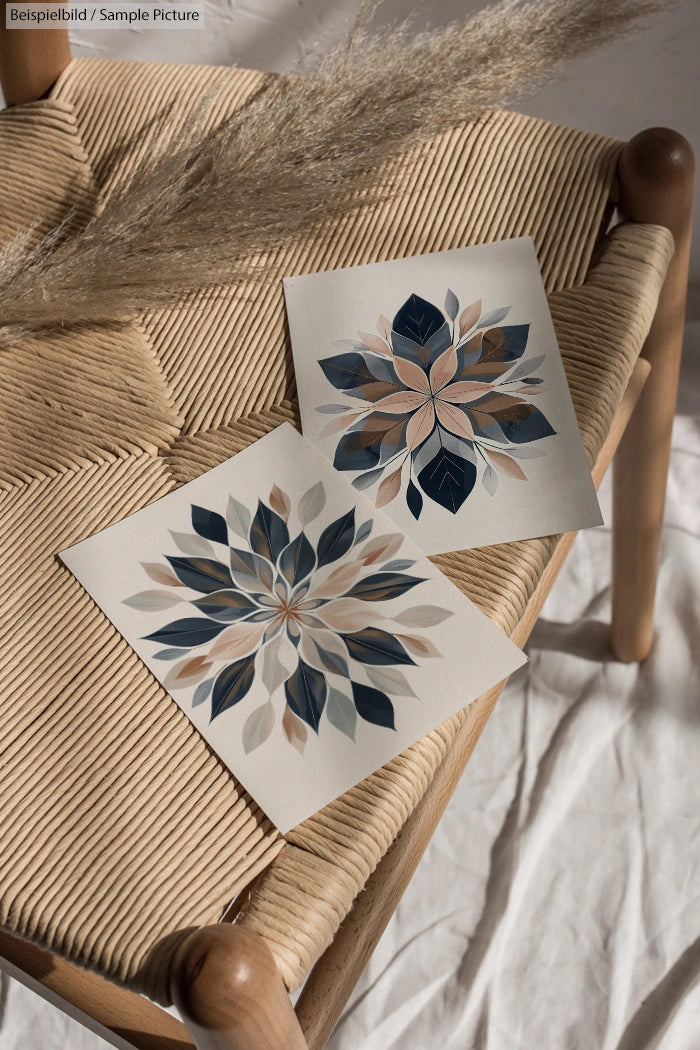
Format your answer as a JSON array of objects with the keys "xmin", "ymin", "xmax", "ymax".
[
  {"xmin": 124, "ymin": 484, "xmax": 453, "ymax": 755},
  {"xmin": 317, "ymin": 290, "xmax": 557, "ymax": 519}
]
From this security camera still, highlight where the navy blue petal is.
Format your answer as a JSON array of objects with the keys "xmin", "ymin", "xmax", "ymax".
[
  {"xmin": 351, "ymin": 682, "xmax": 395, "ymax": 729},
  {"xmin": 166, "ymin": 556, "xmax": 233, "ymax": 593},
  {"xmin": 211, "ymin": 654, "xmax": 256, "ymax": 720},
  {"xmin": 284, "ymin": 659, "xmax": 328, "ymax": 733},
  {"xmin": 391, "ymin": 294, "xmax": 452, "ymax": 367},
  {"xmin": 343, "ymin": 628, "xmax": 415, "ymax": 666},
  {"xmin": 316, "ymin": 509, "xmax": 355, "ymax": 568},
  {"xmin": 191, "ymin": 504, "xmax": 228, "ymax": 545},
  {"xmin": 416, "ymin": 441, "xmax": 477, "ymax": 514},
  {"xmin": 144, "ymin": 616, "xmax": 227, "ymax": 648},
  {"xmin": 249, "ymin": 500, "xmax": 290, "ymax": 562}
]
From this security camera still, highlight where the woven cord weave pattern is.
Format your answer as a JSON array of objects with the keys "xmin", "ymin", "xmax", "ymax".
[{"xmin": 0, "ymin": 56, "xmax": 673, "ymax": 1001}]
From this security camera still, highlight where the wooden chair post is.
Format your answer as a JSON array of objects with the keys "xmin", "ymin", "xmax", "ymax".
[
  {"xmin": 0, "ymin": 0, "xmax": 70, "ymax": 105},
  {"xmin": 170, "ymin": 924, "xmax": 308, "ymax": 1050},
  {"xmin": 612, "ymin": 128, "xmax": 694, "ymax": 661}
]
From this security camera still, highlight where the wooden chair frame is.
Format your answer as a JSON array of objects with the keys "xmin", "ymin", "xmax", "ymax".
[{"xmin": 0, "ymin": 17, "xmax": 694, "ymax": 1050}]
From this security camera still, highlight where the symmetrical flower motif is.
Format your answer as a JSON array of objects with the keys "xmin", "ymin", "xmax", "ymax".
[
  {"xmin": 317, "ymin": 290, "xmax": 557, "ymax": 518},
  {"xmin": 125, "ymin": 484, "xmax": 452, "ymax": 754}
]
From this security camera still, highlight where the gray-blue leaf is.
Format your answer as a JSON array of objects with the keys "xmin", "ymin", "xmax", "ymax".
[
  {"xmin": 298, "ymin": 481, "xmax": 326, "ymax": 526},
  {"xmin": 354, "ymin": 519, "xmax": 373, "ymax": 544},
  {"xmin": 326, "ymin": 687, "xmax": 357, "ymax": 741},
  {"xmin": 317, "ymin": 403, "xmax": 352, "ymax": 414},
  {"xmin": 192, "ymin": 678, "xmax": 214, "ymax": 707},
  {"xmin": 506, "ymin": 354, "xmax": 546, "ymax": 383},
  {"xmin": 352, "ymin": 467, "xmax": 384, "ymax": 491},
  {"xmin": 483, "ymin": 463, "xmax": 499, "ymax": 497},
  {"xmin": 478, "ymin": 305, "xmax": 511, "ymax": 329},
  {"xmin": 444, "ymin": 288, "xmax": 459, "ymax": 321},
  {"xmin": 226, "ymin": 496, "xmax": 251, "ymax": 538},
  {"xmin": 242, "ymin": 702, "xmax": 275, "ymax": 754},
  {"xmin": 502, "ymin": 445, "xmax": 548, "ymax": 459}
]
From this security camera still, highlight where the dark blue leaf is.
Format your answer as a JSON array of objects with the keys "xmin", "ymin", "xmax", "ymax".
[
  {"xmin": 343, "ymin": 628, "xmax": 415, "ymax": 666},
  {"xmin": 191, "ymin": 504, "xmax": 228, "ymax": 545},
  {"xmin": 493, "ymin": 403, "xmax": 556, "ymax": 444},
  {"xmin": 391, "ymin": 293, "xmax": 452, "ymax": 367},
  {"xmin": 192, "ymin": 589, "xmax": 259, "ymax": 622},
  {"xmin": 477, "ymin": 324, "xmax": 530, "ymax": 364},
  {"xmin": 345, "ymin": 572, "xmax": 424, "ymax": 602},
  {"xmin": 406, "ymin": 479, "xmax": 423, "ymax": 520},
  {"xmin": 166, "ymin": 556, "xmax": 233, "ymax": 593},
  {"xmin": 249, "ymin": 500, "xmax": 289, "ymax": 562},
  {"xmin": 284, "ymin": 659, "xmax": 328, "ymax": 732},
  {"xmin": 318, "ymin": 352, "xmax": 399, "ymax": 401},
  {"xmin": 501, "ymin": 325, "xmax": 530, "ymax": 361},
  {"xmin": 351, "ymin": 682, "xmax": 395, "ymax": 730},
  {"xmin": 144, "ymin": 617, "xmax": 227, "ymax": 648},
  {"xmin": 316, "ymin": 508, "xmax": 355, "ymax": 568},
  {"xmin": 334, "ymin": 430, "xmax": 382, "ymax": 472},
  {"xmin": 211, "ymin": 654, "xmax": 256, "ymax": 720},
  {"xmin": 417, "ymin": 441, "xmax": 477, "ymax": 514},
  {"xmin": 521, "ymin": 377, "xmax": 544, "ymax": 385},
  {"xmin": 278, "ymin": 531, "xmax": 316, "ymax": 586}
]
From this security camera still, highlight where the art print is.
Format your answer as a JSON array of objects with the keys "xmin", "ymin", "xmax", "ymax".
[
  {"xmin": 286, "ymin": 238, "xmax": 601, "ymax": 554},
  {"xmin": 61, "ymin": 425, "xmax": 525, "ymax": 832}
]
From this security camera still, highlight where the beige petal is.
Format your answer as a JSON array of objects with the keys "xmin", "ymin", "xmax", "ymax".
[
  {"xmin": 485, "ymin": 449, "xmax": 528, "ymax": 480},
  {"xmin": 358, "ymin": 331, "xmax": 391, "ymax": 356},
  {"xmin": 397, "ymin": 633, "xmax": 442, "ymax": 659},
  {"xmin": 459, "ymin": 299, "xmax": 482, "ymax": 338},
  {"xmin": 392, "ymin": 354, "xmax": 430, "ymax": 394},
  {"xmin": 163, "ymin": 654, "xmax": 212, "ymax": 691},
  {"xmin": 318, "ymin": 410, "xmax": 366, "ymax": 438},
  {"xmin": 406, "ymin": 402, "xmax": 436, "ymax": 450},
  {"xmin": 141, "ymin": 562, "xmax": 184, "ymax": 587},
  {"xmin": 438, "ymin": 381, "xmax": 493, "ymax": 404},
  {"xmin": 209, "ymin": 619, "xmax": 267, "ymax": 660},
  {"xmin": 435, "ymin": 401, "xmax": 475, "ymax": 441},
  {"xmin": 308, "ymin": 558, "xmax": 366, "ymax": 599},
  {"xmin": 377, "ymin": 314, "xmax": 393, "ymax": 342},
  {"xmin": 376, "ymin": 466, "xmax": 403, "ymax": 508},
  {"xmin": 374, "ymin": 390, "xmax": 427, "ymax": 415},
  {"xmin": 282, "ymin": 706, "xmax": 307, "ymax": 753},
  {"xmin": 320, "ymin": 598, "xmax": 385, "ymax": 633},
  {"xmin": 429, "ymin": 345, "xmax": 457, "ymax": 393},
  {"xmin": 269, "ymin": 484, "xmax": 291, "ymax": 521},
  {"xmin": 359, "ymin": 532, "xmax": 404, "ymax": 565}
]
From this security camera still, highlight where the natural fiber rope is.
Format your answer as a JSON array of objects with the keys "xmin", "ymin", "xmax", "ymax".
[{"xmin": 0, "ymin": 56, "xmax": 673, "ymax": 1001}]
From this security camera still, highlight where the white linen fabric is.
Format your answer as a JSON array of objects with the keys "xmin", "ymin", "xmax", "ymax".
[
  {"xmin": 1, "ymin": 314, "xmax": 698, "ymax": 1049},
  {"xmin": 327, "ymin": 312, "xmax": 700, "ymax": 1050}
]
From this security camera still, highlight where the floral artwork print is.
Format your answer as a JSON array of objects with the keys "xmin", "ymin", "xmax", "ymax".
[
  {"xmin": 317, "ymin": 290, "xmax": 557, "ymax": 519},
  {"xmin": 124, "ymin": 484, "xmax": 453, "ymax": 756}
]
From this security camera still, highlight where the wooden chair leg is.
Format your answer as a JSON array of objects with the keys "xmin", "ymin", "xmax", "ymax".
[
  {"xmin": 0, "ymin": 1, "xmax": 70, "ymax": 105},
  {"xmin": 612, "ymin": 127, "xmax": 695, "ymax": 662},
  {"xmin": 170, "ymin": 925, "xmax": 307, "ymax": 1050}
]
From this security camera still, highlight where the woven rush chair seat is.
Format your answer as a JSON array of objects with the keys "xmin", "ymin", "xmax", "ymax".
[{"xmin": 0, "ymin": 55, "xmax": 681, "ymax": 1039}]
